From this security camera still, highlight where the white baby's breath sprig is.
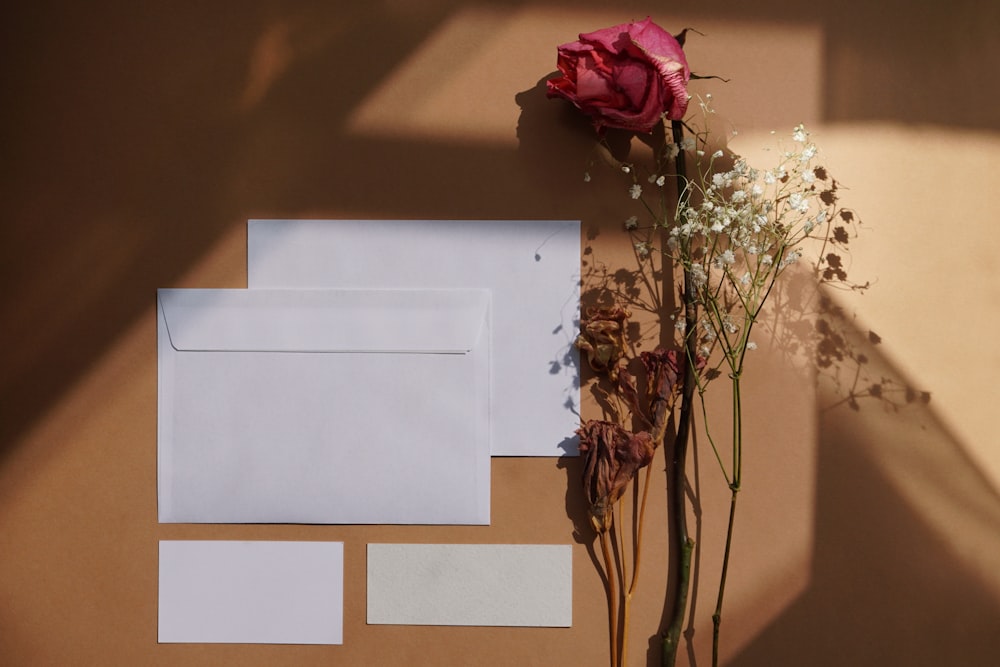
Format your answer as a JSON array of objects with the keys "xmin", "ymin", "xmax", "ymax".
[{"xmin": 656, "ymin": 122, "xmax": 837, "ymax": 370}]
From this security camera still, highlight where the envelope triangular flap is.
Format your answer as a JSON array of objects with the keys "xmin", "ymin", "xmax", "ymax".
[{"xmin": 158, "ymin": 288, "xmax": 489, "ymax": 353}]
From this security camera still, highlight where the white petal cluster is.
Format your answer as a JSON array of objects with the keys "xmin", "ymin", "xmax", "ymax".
[
  {"xmin": 602, "ymin": 119, "xmax": 835, "ymax": 365},
  {"xmin": 657, "ymin": 124, "xmax": 834, "ymax": 360}
]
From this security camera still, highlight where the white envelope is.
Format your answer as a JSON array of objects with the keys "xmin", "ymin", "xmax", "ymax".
[
  {"xmin": 157, "ymin": 287, "xmax": 491, "ymax": 524},
  {"xmin": 247, "ymin": 219, "xmax": 580, "ymax": 457}
]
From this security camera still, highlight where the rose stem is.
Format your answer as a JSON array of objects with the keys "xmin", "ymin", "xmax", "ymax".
[{"xmin": 662, "ymin": 119, "xmax": 696, "ymax": 667}]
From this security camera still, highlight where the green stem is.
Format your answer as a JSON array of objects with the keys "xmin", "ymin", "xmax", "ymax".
[
  {"xmin": 711, "ymin": 489, "xmax": 738, "ymax": 666},
  {"xmin": 662, "ymin": 118, "xmax": 697, "ymax": 667},
  {"xmin": 662, "ymin": 537, "xmax": 694, "ymax": 666},
  {"xmin": 711, "ymin": 373, "xmax": 743, "ymax": 667}
]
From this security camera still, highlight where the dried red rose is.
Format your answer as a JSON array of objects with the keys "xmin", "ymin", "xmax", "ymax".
[
  {"xmin": 576, "ymin": 306, "xmax": 631, "ymax": 379},
  {"xmin": 639, "ymin": 347, "xmax": 683, "ymax": 444},
  {"xmin": 577, "ymin": 420, "xmax": 655, "ymax": 533},
  {"xmin": 546, "ymin": 17, "xmax": 691, "ymax": 133}
]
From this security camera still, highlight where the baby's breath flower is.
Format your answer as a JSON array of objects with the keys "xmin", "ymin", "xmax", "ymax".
[
  {"xmin": 635, "ymin": 242, "xmax": 650, "ymax": 257},
  {"xmin": 680, "ymin": 137, "xmax": 696, "ymax": 151},
  {"xmin": 690, "ymin": 263, "xmax": 708, "ymax": 287},
  {"xmin": 629, "ymin": 184, "xmax": 642, "ymax": 199},
  {"xmin": 788, "ymin": 192, "xmax": 810, "ymax": 213},
  {"xmin": 712, "ymin": 149, "xmax": 724, "ymax": 159},
  {"xmin": 665, "ymin": 143, "xmax": 680, "ymax": 159},
  {"xmin": 746, "ymin": 341, "xmax": 758, "ymax": 351},
  {"xmin": 700, "ymin": 319, "xmax": 717, "ymax": 340},
  {"xmin": 792, "ymin": 124, "xmax": 808, "ymax": 143},
  {"xmin": 713, "ymin": 249, "xmax": 736, "ymax": 268},
  {"xmin": 655, "ymin": 175, "xmax": 666, "ymax": 187},
  {"xmin": 779, "ymin": 250, "xmax": 801, "ymax": 269},
  {"xmin": 584, "ymin": 172, "xmax": 591, "ymax": 182},
  {"xmin": 801, "ymin": 169, "xmax": 815, "ymax": 183},
  {"xmin": 622, "ymin": 164, "xmax": 632, "ymax": 174},
  {"xmin": 624, "ymin": 216, "xmax": 639, "ymax": 230}
]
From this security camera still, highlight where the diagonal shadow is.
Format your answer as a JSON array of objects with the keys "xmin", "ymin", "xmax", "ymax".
[
  {"xmin": 727, "ymin": 305, "xmax": 1000, "ymax": 666},
  {"xmin": 0, "ymin": 1, "xmax": 482, "ymax": 458}
]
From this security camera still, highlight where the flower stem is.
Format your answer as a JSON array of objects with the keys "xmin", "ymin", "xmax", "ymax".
[
  {"xmin": 629, "ymin": 463, "xmax": 654, "ymax": 595},
  {"xmin": 600, "ymin": 529, "xmax": 620, "ymax": 667},
  {"xmin": 711, "ymin": 490, "xmax": 738, "ymax": 666},
  {"xmin": 662, "ymin": 118, "xmax": 697, "ymax": 667},
  {"xmin": 622, "ymin": 592, "xmax": 630, "ymax": 667},
  {"xmin": 711, "ymin": 373, "xmax": 743, "ymax": 667},
  {"xmin": 623, "ymin": 461, "xmax": 655, "ymax": 667},
  {"xmin": 661, "ymin": 536, "xmax": 694, "ymax": 667}
]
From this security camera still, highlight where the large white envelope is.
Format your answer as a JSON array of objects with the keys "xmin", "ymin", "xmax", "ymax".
[
  {"xmin": 157, "ymin": 287, "xmax": 491, "ymax": 524},
  {"xmin": 247, "ymin": 219, "xmax": 580, "ymax": 457}
]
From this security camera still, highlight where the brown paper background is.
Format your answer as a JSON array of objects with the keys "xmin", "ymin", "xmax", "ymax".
[{"xmin": 2, "ymin": 2, "xmax": 999, "ymax": 665}]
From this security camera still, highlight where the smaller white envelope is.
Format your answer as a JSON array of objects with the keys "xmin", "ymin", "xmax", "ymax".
[
  {"xmin": 158, "ymin": 540, "xmax": 343, "ymax": 644},
  {"xmin": 367, "ymin": 544, "xmax": 573, "ymax": 627},
  {"xmin": 157, "ymin": 288, "xmax": 491, "ymax": 524}
]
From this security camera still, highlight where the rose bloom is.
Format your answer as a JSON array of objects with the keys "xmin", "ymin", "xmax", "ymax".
[{"xmin": 547, "ymin": 16, "xmax": 690, "ymax": 133}]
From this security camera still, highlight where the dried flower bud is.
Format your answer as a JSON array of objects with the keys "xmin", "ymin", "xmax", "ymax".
[
  {"xmin": 639, "ymin": 348, "xmax": 682, "ymax": 444},
  {"xmin": 577, "ymin": 420, "xmax": 655, "ymax": 533},
  {"xmin": 576, "ymin": 306, "xmax": 631, "ymax": 379},
  {"xmin": 616, "ymin": 368, "xmax": 642, "ymax": 418}
]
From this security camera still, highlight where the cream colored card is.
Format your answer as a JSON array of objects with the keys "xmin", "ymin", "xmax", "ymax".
[{"xmin": 367, "ymin": 544, "xmax": 573, "ymax": 627}]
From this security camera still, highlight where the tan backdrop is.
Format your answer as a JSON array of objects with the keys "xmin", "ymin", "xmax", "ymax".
[{"xmin": 3, "ymin": 1, "xmax": 999, "ymax": 666}]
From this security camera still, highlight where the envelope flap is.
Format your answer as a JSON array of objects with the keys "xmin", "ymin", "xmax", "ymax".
[{"xmin": 158, "ymin": 288, "xmax": 489, "ymax": 353}]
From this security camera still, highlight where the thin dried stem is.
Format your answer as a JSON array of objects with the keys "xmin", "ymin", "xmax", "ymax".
[{"xmin": 600, "ymin": 530, "xmax": 620, "ymax": 667}]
